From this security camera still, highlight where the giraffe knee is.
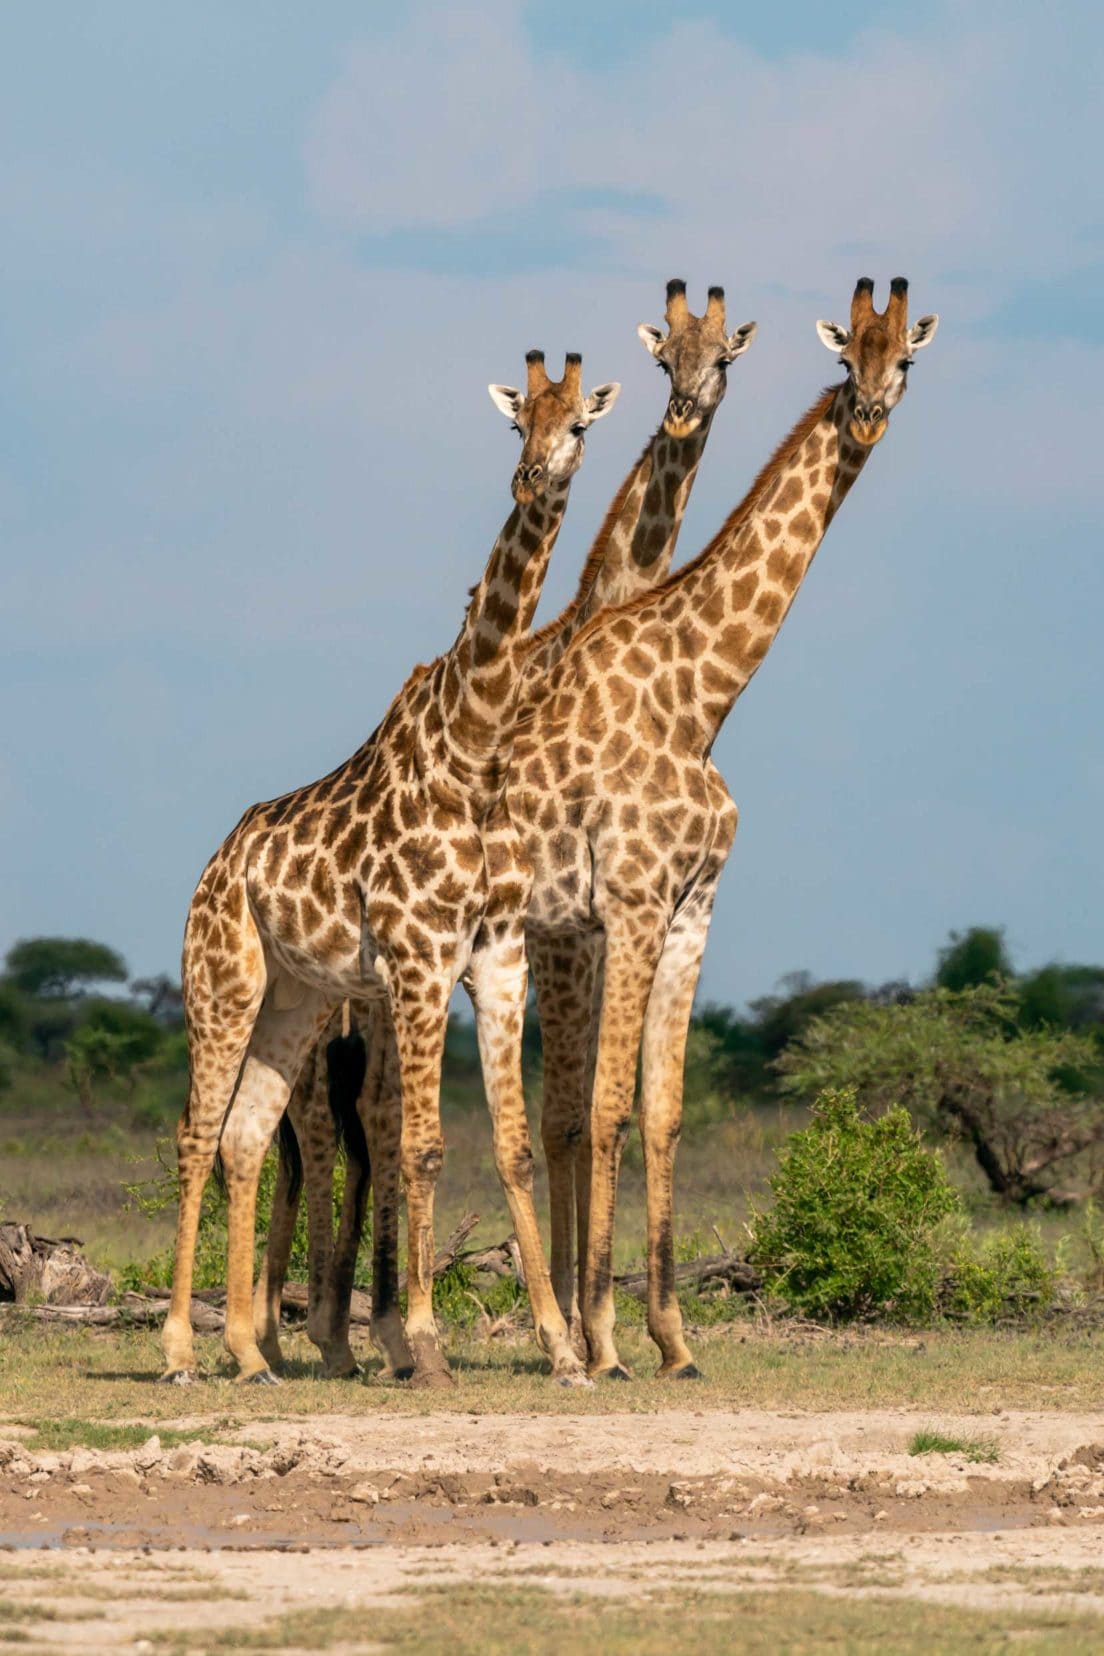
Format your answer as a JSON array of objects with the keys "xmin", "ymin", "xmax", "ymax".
[
  {"xmin": 403, "ymin": 1142, "xmax": 444, "ymax": 1186},
  {"xmin": 496, "ymin": 1140, "xmax": 535, "ymax": 1191}
]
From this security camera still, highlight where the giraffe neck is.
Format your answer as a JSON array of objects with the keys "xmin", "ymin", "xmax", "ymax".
[
  {"xmin": 523, "ymin": 416, "xmax": 711, "ymax": 683},
  {"xmin": 434, "ymin": 480, "xmax": 570, "ymax": 791},
  {"xmin": 645, "ymin": 382, "xmax": 870, "ymax": 751}
]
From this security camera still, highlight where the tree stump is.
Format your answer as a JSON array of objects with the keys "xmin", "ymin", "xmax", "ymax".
[{"xmin": 0, "ymin": 1223, "xmax": 112, "ymax": 1306}]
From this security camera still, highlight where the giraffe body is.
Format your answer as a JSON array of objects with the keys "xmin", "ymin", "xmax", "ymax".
[
  {"xmin": 490, "ymin": 279, "xmax": 940, "ymax": 1378},
  {"xmin": 163, "ymin": 351, "xmax": 620, "ymax": 1384},
  {"xmin": 256, "ymin": 286, "xmax": 758, "ymax": 1378}
]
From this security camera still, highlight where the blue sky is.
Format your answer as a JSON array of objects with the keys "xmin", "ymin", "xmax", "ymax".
[{"xmin": 1, "ymin": 1, "xmax": 1101, "ymax": 1008}]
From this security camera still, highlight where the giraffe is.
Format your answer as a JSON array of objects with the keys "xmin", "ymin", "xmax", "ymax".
[
  {"xmin": 482, "ymin": 276, "xmax": 939, "ymax": 1380},
  {"xmin": 254, "ymin": 282, "xmax": 758, "ymax": 1379},
  {"xmin": 160, "ymin": 348, "xmax": 621, "ymax": 1385}
]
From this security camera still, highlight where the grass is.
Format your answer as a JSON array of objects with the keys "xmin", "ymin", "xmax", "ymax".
[
  {"xmin": 908, "ymin": 1427, "xmax": 1001, "ymax": 1464},
  {"xmin": 147, "ymin": 1582, "xmax": 1104, "ymax": 1655},
  {"xmin": 0, "ymin": 1316, "xmax": 1100, "ymax": 1422},
  {"xmin": 19, "ymin": 1417, "xmax": 220, "ymax": 1452}
]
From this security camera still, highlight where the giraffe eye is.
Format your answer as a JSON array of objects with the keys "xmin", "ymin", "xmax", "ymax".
[
  {"xmin": 510, "ymin": 422, "xmax": 522, "ymax": 438},
  {"xmin": 898, "ymin": 359, "xmax": 912, "ymax": 371},
  {"xmin": 657, "ymin": 360, "xmax": 671, "ymax": 376},
  {"xmin": 570, "ymin": 423, "xmax": 587, "ymax": 437}
]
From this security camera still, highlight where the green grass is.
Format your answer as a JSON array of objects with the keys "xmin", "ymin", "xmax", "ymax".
[
  {"xmin": 909, "ymin": 1427, "xmax": 1001, "ymax": 1463},
  {"xmin": 148, "ymin": 1582, "xmax": 1104, "ymax": 1655},
  {"xmin": 20, "ymin": 1417, "xmax": 213, "ymax": 1453},
  {"xmin": 0, "ymin": 1317, "xmax": 1100, "ymax": 1423}
]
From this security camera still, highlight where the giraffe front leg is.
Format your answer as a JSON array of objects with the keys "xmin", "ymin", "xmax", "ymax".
[
  {"xmin": 530, "ymin": 932, "xmax": 599, "ymax": 1358},
  {"xmin": 469, "ymin": 932, "xmax": 588, "ymax": 1386},
  {"xmin": 359, "ymin": 1011, "xmax": 414, "ymax": 1380},
  {"xmin": 639, "ymin": 891, "xmax": 718, "ymax": 1380},
  {"xmin": 391, "ymin": 980, "xmax": 453, "ymax": 1389},
  {"xmin": 583, "ymin": 922, "xmax": 665, "ymax": 1381}
]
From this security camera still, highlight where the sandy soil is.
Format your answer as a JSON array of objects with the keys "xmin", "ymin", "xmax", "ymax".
[{"xmin": 2, "ymin": 1410, "xmax": 1103, "ymax": 1648}]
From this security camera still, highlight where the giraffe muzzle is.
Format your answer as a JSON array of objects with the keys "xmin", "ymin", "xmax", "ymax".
[
  {"xmin": 849, "ymin": 403, "xmax": 888, "ymax": 446},
  {"xmin": 662, "ymin": 394, "xmax": 701, "ymax": 438},
  {"xmin": 511, "ymin": 461, "xmax": 546, "ymax": 503}
]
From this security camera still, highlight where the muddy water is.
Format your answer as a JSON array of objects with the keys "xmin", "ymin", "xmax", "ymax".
[
  {"xmin": 3, "ymin": 1412, "xmax": 1103, "ymax": 1555},
  {"xmin": 2, "ymin": 1461, "xmax": 1102, "ymax": 1553}
]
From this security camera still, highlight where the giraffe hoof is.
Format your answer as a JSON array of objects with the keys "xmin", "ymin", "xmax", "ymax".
[
  {"xmin": 663, "ymin": 1362, "xmax": 704, "ymax": 1381},
  {"xmin": 240, "ymin": 1366, "xmax": 282, "ymax": 1386},
  {"xmin": 322, "ymin": 1354, "xmax": 362, "ymax": 1380},
  {"xmin": 592, "ymin": 1364, "xmax": 632, "ymax": 1383},
  {"xmin": 554, "ymin": 1370, "xmax": 594, "ymax": 1389},
  {"xmin": 380, "ymin": 1364, "xmax": 416, "ymax": 1383},
  {"xmin": 158, "ymin": 1368, "xmax": 199, "ymax": 1386},
  {"xmin": 409, "ymin": 1364, "xmax": 455, "ymax": 1391}
]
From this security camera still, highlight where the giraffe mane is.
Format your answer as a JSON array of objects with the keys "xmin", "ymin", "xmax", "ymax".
[
  {"xmin": 588, "ymin": 384, "xmax": 841, "ymax": 627},
  {"xmin": 526, "ymin": 434, "xmax": 653, "ymax": 657}
]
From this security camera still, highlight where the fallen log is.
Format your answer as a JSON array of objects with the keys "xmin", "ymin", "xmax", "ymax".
[
  {"xmin": 10, "ymin": 1212, "xmax": 484, "ymax": 1331},
  {"xmin": 612, "ymin": 1251, "xmax": 761, "ymax": 1301}
]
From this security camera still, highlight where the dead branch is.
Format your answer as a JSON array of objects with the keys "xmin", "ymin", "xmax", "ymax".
[{"xmin": 613, "ymin": 1251, "xmax": 761, "ymax": 1301}]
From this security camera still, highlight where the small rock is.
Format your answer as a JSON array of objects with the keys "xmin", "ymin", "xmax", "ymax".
[
  {"xmin": 873, "ymin": 1510, "xmax": 888, "ymax": 1522},
  {"xmin": 349, "ymin": 1484, "xmax": 380, "ymax": 1506},
  {"xmin": 70, "ymin": 1483, "xmax": 93, "ymax": 1497},
  {"xmin": 666, "ymin": 1482, "xmax": 694, "ymax": 1510},
  {"xmin": 134, "ymin": 1436, "xmax": 162, "ymax": 1470},
  {"xmin": 168, "ymin": 1444, "xmax": 200, "ymax": 1475},
  {"xmin": 228, "ymin": 1513, "xmax": 252, "ymax": 1527}
]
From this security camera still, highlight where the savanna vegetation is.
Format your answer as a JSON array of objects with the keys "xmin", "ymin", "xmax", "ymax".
[{"xmin": 2, "ymin": 925, "xmax": 1104, "ymax": 1339}]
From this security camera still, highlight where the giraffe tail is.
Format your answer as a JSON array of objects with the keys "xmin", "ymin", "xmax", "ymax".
[{"xmin": 326, "ymin": 1022, "xmax": 370, "ymax": 1174}]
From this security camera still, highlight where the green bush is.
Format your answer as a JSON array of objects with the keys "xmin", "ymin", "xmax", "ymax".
[
  {"xmin": 939, "ymin": 1223, "xmax": 1056, "ymax": 1324},
  {"xmin": 748, "ymin": 1088, "xmax": 959, "ymax": 1322}
]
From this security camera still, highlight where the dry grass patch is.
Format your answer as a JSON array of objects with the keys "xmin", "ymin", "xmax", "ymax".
[
  {"xmin": 148, "ymin": 1581, "xmax": 1104, "ymax": 1655},
  {"xmin": 0, "ymin": 1316, "xmax": 1101, "ymax": 1424}
]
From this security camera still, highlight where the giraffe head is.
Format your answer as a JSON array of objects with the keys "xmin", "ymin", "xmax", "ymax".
[
  {"xmin": 816, "ymin": 277, "xmax": 939, "ymax": 447},
  {"xmin": 488, "ymin": 351, "xmax": 620, "ymax": 505},
  {"xmin": 637, "ymin": 279, "xmax": 757, "ymax": 439}
]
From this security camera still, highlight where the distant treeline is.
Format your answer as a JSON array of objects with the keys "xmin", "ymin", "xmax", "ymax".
[{"xmin": 2, "ymin": 926, "xmax": 1103, "ymax": 1124}]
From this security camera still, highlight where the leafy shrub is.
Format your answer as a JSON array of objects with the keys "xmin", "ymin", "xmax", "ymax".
[
  {"xmin": 121, "ymin": 1139, "xmax": 365, "ymax": 1292},
  {"xmin": 748, "ymin": 1087, "xmax": 959, "ymax": 1322},
  {"xmin": 939, "ymin": 1223, "xmax": 1056, "ymax": 1323},
  {"xmin": 777, "ymin": 985, "xmax": 1102, "ymax": 1206}
]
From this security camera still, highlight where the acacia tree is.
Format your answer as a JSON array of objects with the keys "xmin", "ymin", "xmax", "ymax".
[
  {"xmin": 4, "ymin": 938, "xmax": 128, "ymax": 999},
  {"xmin": 777, "ymin": 984, "xmax": 1103, "ymax": 1206}
]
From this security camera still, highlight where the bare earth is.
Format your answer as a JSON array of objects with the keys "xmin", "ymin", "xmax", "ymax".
[{"xmin": 3, "ymin": 1408, "xmax": 1104, "ymax": 1648}]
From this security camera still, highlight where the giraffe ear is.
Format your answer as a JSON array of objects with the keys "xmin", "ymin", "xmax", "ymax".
[
  {"xmin": 487, "ymin": 384, "xmax": 524, "ymax": 420},
  {"xmin": 584, "ymin": 382, "xmax": 621, "ymax": 421},
  {"xmin": 636, "ymin": 323, "xmax": 665, "ymax": 358},
  {"xmin": 816, "ymin": 320, "xmax": 851, "ymax": 353},
  {"xmin": 907, "ymin": 313, "xmax": 939, "ymax": 350},
  {"xmin": 723, "ymin": 320, "xmax": 758, "ymax": 361}
]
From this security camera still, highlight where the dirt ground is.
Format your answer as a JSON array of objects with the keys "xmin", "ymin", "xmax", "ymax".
[{"xmin": 3, "ymin": 1408, "xmax": 1104, "ymax": 1650}]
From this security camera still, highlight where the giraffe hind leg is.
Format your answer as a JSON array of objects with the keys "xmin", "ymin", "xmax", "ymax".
[
  {"xmin": 252, "ymin": 1109, "xmax": 302, "ymax": 1372},
  {"xmin": 219, "ymin": 982, "xmax": 333, "ymax": 1381}
]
